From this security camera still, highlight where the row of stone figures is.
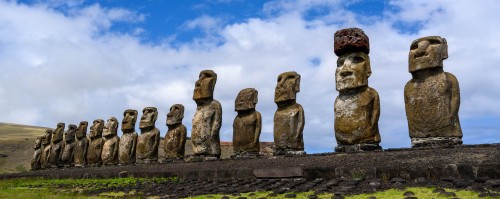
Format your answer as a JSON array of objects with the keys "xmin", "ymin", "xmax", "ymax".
[{"xmin": 31, "ymin": 27, "xmax": 463, "ymax": 170}]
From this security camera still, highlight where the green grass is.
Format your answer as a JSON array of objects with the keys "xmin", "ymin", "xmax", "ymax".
[
  {"xmin": 187, "ymin": 187, "xmax": 498, "ymax": 199},
  {"xmin": 0, "ymin": 177, "xmax": 178, "ymax": 199}
]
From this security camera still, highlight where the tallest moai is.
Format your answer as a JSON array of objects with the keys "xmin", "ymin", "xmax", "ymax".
[{"xmin": 405, "ymin": 36, "xmax": 462, "ymax": 147}]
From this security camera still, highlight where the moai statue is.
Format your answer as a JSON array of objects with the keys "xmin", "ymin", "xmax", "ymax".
[
  {"xmin": 102, "ymin": 117, "xmax": 120, "ymax": 166},
  {"xmin": 191, "ymin": 70, "xmax": 222, "ymax": 160},
  {"xmin": 233, "ymin": 88, "xmax": 262, "ymax": 157},
  {"xmin": 61, "ymin": 124, "xmax": 77, "ymax": 167},
  {"xmin": 163, "ymin": 104, "xmax": 187, "ymax": 160},
  {"xmin": 405, "ymin": 36, "xmax": 462, "ymax": 147},
  {"xmin": 48, "ymin": 123, "xmax": 65, "ymax": 167},
  {"xmin": 41, "ymin": 129, "xmax": 52, "ymax": 169},
  {"xmin": 74, "ymin": 121, "xmax": 89, "ymax": 167},
  {"xmin": 87, "ymin": 119, "xmax": 104, "ymax": 166},
  {"xmin": 119, "ymin": 109, "xmax": 138, "ymax": 165},
  {"xmin": 31, "ymin": 136, "xmax": 43, "ymax": 170},
  {"xmin": 333, "ymin": 28, "xmax": 381, "ymax": 152},
  {"xmin": 136, "ymin": 107, "xmax": 160, "ymax": 164},
  {"xmin": 274, "ymin": 71, "xmax": 305, "ymax": 155}
]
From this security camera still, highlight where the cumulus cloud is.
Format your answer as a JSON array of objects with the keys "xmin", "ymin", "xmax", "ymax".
[{"xmin": 0, "ymin": 0, "xmax": 499, "ymax": 152}]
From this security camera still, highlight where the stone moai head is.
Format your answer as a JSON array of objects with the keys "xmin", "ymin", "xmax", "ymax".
[
  {"xmin": 235, "ymin": 88, "xmax": 258, "ymax": 112},
  {"xmin": 34, "ymin": 136, "xmax": 42, "ymax": 149},
  {"xmin": 409, "ymin": 36, "xmax": 448, "ymax": 73},
  {"xmin": 139, "ymin": 107, "xmax": 158, "ymax": 129},
  {"xmin": 89, "ymin": 119, "xmax": 104, "ymax": 138},
  {"xmin": 122, "ymin": 109, "xmax": 138, "ymax": 132},
  {"xmin": 275, "ymin": 71, "xmax": 301, "ymax": 103},
  {"xmin": 193, "ymin": 70, "xmax": 217, "ymax": 102},
  {"xmin": 103, "ymin": 117, "xmax": 119, "ymax": 137},
  {"xmin": 166, "ymin": 104, "xmax": 184, "ymax": 126},
  {"xmin": 64, "ymin": 124, "xmax": 77, "ymax": 143},
  {"xmin": 42, "ymin": 129, "xmax": 52, "ymax": 145},
  {"xmin": 52, "ymin": 123, "xmax": 65, "ymax": 143},
  {"xmin": 334, "ymin": 28, "xmax": 371, "ymax": 92},
  {"xmin": 76, "ymin": 121, "xmax": 88, "ymax": 139}
]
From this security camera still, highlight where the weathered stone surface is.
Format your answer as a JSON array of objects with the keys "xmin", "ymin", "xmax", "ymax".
[
  {"xmin": 192, "ymin": 70, "xmax": 222, "ymax": 158},
  {"xmin": 41, "ymin": 129, "xmax": 52, "ymax": 169},
  {"xmin": 48, "ymin": 123, "xmax": 65, "ymax": 167},
  {"xmin": 274, "ymin": 71, "xmax": 305, "ymax": 155},
  {"xmin": 405, "ymin": 36, "xmax": 462, "ymax": 147},
  {"xmin": 102, "ymin": 117, "xmax": 120, "ymax": 166},
  {"xmin": 31, "ymin": 136, "xmax": 42, "ymax": 170},
  {"xmin": 333, "ymin": 28, "xmax": 381, "ymax": 152},
  {"xmin": 233, "ymin": 88, "xmax": 262, "ymax": 156},
  {"xmin": 74, "ymin": 121, "xmax": 89, "ymax": 167},
  {"xmin": 164, "ymin": 104, "xmax": 187, "ymax": 159},
  {"xmin": 87, "ymin": 119, "xmax": 104, "ymax": 166},
  {"xmin": 119, "ymin": 109, "xmax": 138, "ymax": 165},
  {"xmin": 137, "ymin": 107, "xmax": 160, "ymax": 164},
  {"xmin": 254, "ymin": 167, "xmax": 303, "ymax": 178},
  {"xmin": 61, "ymin": 124, "xmax": 77, "ymax": 167}
]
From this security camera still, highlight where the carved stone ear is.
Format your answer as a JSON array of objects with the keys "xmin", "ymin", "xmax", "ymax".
[
  {"xmin": 294, "ymin": 74, "xmax": 301, "ymax": 92},
  {"xmin": 366, "ymin": 57, "xmax": 372, "ymax": 78},
  {"xmin": 153, "ymin": 111, "xmax": 158, "ymax": 122},
  {"xmin": 441, "ymin": 38, "xmax": 448, "ymax": 60},
  {"xmin": 253, "ymin": 90, "xmax": 258, "ymax": 104}
]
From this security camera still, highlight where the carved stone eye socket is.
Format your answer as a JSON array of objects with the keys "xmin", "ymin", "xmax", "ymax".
[
  {"xmin": 352, "ymin": 56, "xmax": 364, "ymax": 63},
  {"xmin": 337, "ymin": 58, "xmax": 345, "ymax": 67},
  {"xmin": 410, "ymin": 43, "xmax": 418, "ymax": 50}
]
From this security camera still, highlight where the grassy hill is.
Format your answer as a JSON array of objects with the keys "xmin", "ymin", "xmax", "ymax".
[{"xmin": 0, "ymin": 123, "xmax": 49, "ymax": 173}]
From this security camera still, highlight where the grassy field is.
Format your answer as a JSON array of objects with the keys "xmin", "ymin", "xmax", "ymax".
[
  {"xmin": 0, "ymin": 123, "xmax": 49, "ymax": 173},
  {"xmin": 0, "ymin": 177, "xmax": 497, "ymax": 199}
]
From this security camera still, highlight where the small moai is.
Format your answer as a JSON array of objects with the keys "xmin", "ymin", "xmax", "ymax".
[
  {"xmin": 30, "ymin": 136, "xmax": 43, "ymax": 170},
  {"xmin": 405, "ymin": 36, "xmax": 462, "ymax": 147},
  {"xmin": 136, "ymin": 107, "xmax": 160, "ymax": 164},
  {"xmin": 102, "ymin": 117, "xmax": 120, "ymax": 166},
  {"xmin": 48, "ymin": 123, "xmax": 65, "ymax": 167},
  {"xmin": 119, "ymin": 109, "xmax": 138, "ymax": 165},
  {"xmin": 274, "ymin": 71, "xmax": 305, "ymax": 155},
  {"xmin": 87, "ymin": 119, "xmax": 104, "ymax": 166},
  {"xmin": 191, "ymin": 70, "xmax": 222, "ymax": 160},
  {"xmin": 163, "ymin": 104, "xmax": 187, "ymax": 160},
  {"xmin": 232, "ymin": 88, "xmax": 262, "ymax": 158},
  {"xmin": 61, "ymin": 124, "xmax": 77, "ymax": 167},
  {"xmin": 41, "ymin": 129, "xmax": 52, "ymax": 169},
  {"xmin": 333, "ymin": 28, "xmax": 381, "ymax": 152},
  {"xmin": 74, "ymin": 121, "xmax": 89, "ymax": 167}
]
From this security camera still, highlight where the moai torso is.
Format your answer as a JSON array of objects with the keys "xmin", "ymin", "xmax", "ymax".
[
  {"xmin": 136, "ymin": 107, "xmax": 160, "ymax": 163},
  {"xmin": 119, "ymin": 109, "xmax": 138, "ymax": 165},
  {"xmin": 164, "ymin": 104, "xmax": 187, "ymax": 159},
  {"xmin": 61, "ymin": 124, "xmax": 77, "ymax": 167},
  {"xmin": 102, "ymin": 117, "xmax": 120, "ymax": 166},
  {"xmin": 333, "ymin": 28, "xmax": 381, "ymax": 152},
  {"xmin": 334, "ymin": 87, "xmax": 380, "ymax": 145},
  {"xmin": 41, "ymin": 130, "xmax": 52, "ymax": 169},
  {"xmin": 191, "ymin": 70, "xmax": 222, "ymax": 158},
  {"xmin": 48, "ymin": 123, "xmax": 65, "ymax": 167},
  {"xmin": 74, "ymin": 121, "xmax": 89, "ymax": 167},
  {"xmin": 87, "ymin": 119, "xmax": 104, "ymax": 166},
  {"xmin": 405, "ymin": 36, "xmax": 462, "ymax": 147},
  {"xmin": 31, "ymin": 137, "xmax": 42, "ymax": 170},
  {"xmin": 273, "ymin": 72, "xmax": 305, "ymax": 154}
]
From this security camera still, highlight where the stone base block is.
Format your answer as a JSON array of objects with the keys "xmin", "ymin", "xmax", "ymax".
[
  {"xmin": 184, "ymin": 155, "xmax": 219, "ymax": 162},
  {"xmin": 335, "ymin": 144, "xmax": 382, "ymax": 153},
  {"xmin": 411, "ymin": 137, "xmax": 462, "ymax": 148},
  {"xmin": 136, "ymin": 158, "xmax": 158, "ymax": 164},
  {"xmin": 273, "ymin": 150, "xmax": 306, "ymax": 156},
  {"xmin": 231, "ymin": 152, "xmax": 260, "ymax": 159}
]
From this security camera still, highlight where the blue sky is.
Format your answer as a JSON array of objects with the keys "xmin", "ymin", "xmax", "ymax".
[{"xmin": 1, "ymin": 0, "xmax": 499, "ymax": 153}]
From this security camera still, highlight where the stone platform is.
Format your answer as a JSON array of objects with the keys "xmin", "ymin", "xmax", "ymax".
[{"xmin": 1, "ymin": 144, "xmax": 499, "ymax": 198}]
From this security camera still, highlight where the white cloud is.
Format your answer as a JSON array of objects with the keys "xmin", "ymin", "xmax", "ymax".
[{"xmin": 0, "ymin": 0, "xmax": 499, "ymax": 152}]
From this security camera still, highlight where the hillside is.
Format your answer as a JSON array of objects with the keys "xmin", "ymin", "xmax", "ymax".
[{"xmin": 0, "ymin": 123, "xmax": 49, "ymax": 173}]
